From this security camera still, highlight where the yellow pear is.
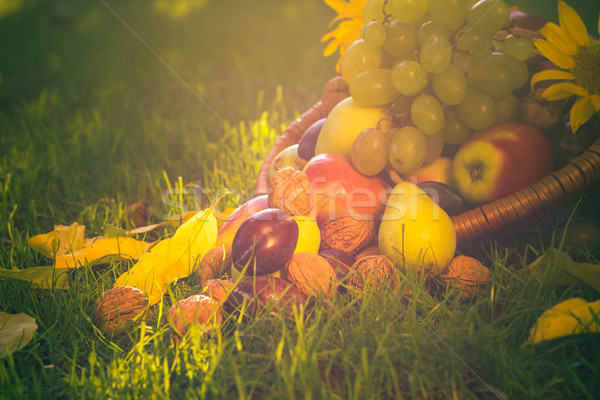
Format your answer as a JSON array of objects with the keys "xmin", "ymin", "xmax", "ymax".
[
  {"xmin": 378, "ymin": 182, "xmax": 456, "ymax": 275},
  {"xmin": 315, "ymin": 97, "xmax": 387, "ymax": 156}
]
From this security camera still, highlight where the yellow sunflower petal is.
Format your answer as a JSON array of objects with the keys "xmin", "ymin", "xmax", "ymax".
[
  {"xmin": 533, "ymin": 38, "xmax": 576, "ymax": 69},
  {"xmin": 589, "ymin": 94, "xmax": 600, "ymax": 112},
  {"xmin": 570, "ymin": 96, "xmax": 595, "ymax": 132},
  {"xmin": 558, "ymin": 0, "xmax": 589, "ymax": 48},
  {"xmin": 540, "ymin": 22, "xmax": 578, "ymax": 55},
  {"xmin": 542, "ymin": 82, "xmax": 588, "ymax": 100},
  {"xmin": 530, "ymin": 69, "xmax": 575, "ymax": 90}
]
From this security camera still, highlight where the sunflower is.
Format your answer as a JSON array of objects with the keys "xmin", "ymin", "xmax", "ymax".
[
  {"xmin": 321, "ymin": 0, "xmax": 366, "ymax": 59},
  {"xmin": 530, "ymin": 1, "xmax": 600, "ymax": 133}
]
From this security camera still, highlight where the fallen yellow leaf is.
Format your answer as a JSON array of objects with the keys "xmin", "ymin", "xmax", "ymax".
[
  {"xmin": 28, "ymin": 222, "xmax": 85, "ymax": 258},
  {"xmin": 115, "ymin": 207, "xmax": 217, "ymax": 305},
  {"xmin": 0, "ymin": 266, "xmax": 69, "ymax": 289},
  {"xmin": 526, "ymin": 298, "xmax": 600, "ymax": 345},
  {"xmin": 54, "ymin": 237, "xmax": 152, "ymax": 269},
  {"xmin": 0, "ymin": 312, "xmax": 38, "ymax": 358}
]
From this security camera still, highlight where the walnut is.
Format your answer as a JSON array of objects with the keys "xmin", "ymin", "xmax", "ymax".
[
  {"xmin": 168, "ymin": 294, "xmax": 222, "ymax": 341},
  {"xmin": 198, "ymin": 247, "xmax": 232, "ymax": 281},
  {"xmin": 320, "ymin": 212, "xmax": 376, "ymax": 255},
  {"xmin": 284, "ymin": 252, "xmax": 337, "ymax": 298},
  {"xmin": 268, "ymin": 167, "xmax": 313, "ymax": 217},
  {"xmin": 200, "ymin": 279, "xmax": 234, "ymax": 303},
  {"xmin": 348, "ymin": 255, "xmax": 398, "ymax": 291},
  {"xmin": 519, "ymin": 88, "xmax": 565, "ymax": 133},
  {"xmin": 440, "ymin": 256, "xmax": 491, "ymax": 299},
  {"xmin": 93, "ymin": 286, "xmax": 150, "ymax": 335}
]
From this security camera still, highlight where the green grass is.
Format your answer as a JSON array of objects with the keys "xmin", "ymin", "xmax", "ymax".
[{"xmin": 2, "ymin": 0, "xmax": 600, "ymax": 399}]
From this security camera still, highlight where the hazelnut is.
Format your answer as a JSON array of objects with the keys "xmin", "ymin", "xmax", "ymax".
[
  {"xmin": 168, "ymin": 294, "xmax": 222, "ymax": 340},
  {"xmin": 198, "ymin": 247, "xmax": 232, "ymax": 281},
  {"xmin": 268, "ymin": 168, "xmax": 313, "ymax": 217},
  {"xmin": 200, "ymin": 279, "xmax": 234, "ymax": 303},
  {"xmin": 320, "ymin": 212, "xmax": 376, "ymax": 255},
  {"xmin": 284, "ymin": 252, "xmax": 337, "ymax": 298},
  {"xmin": 356, "ymin": 245, "xmax": 381, "ymax": 259},
  {"xmin": 348, "ymin": 255, "xmax": 397, "ymax": 291},
  {"xmin": 93, "ymin": 286, "xmax": 150, "ymax": 335}
]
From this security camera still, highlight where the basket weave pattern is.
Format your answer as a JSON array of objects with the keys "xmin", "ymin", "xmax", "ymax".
[{"xmin": 256, "ymin": 77, "xmax": 600, "ymax": 245}]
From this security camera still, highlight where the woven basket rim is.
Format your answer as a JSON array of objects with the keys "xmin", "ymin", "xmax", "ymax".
[{"xmin": 255, "ymin": 77, "xmax": 600, "ymax": 246}]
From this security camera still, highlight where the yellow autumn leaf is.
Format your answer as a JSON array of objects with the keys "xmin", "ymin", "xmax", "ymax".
[
  {"xmin": 0, "ymin": 266, "xmax": 70, "ymax": 289},
  {"xmin": 28, "ymin": 222, "xmax": 85, "ymax": 258},
  {"xmin": 54, "ymin": 237, "xmax": 151, "ymax": 269},
  {"xmin": 526, "ymin": 298, "xmax": 600, "ymax": 345},
  {"xmin": 0, "ymin": 312, "xmax": 38, "ymax": 358},
  {"xmin": 115, "ymin": 207, "xmax": 218, "ymax": 305}
]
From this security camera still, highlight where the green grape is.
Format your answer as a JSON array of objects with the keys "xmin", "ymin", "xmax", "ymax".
[
  {"xmin": 340, "ymin": 39, "xmax": 382, "ymax": 84},
  {"xmin": 350, "ymin": 69, "xmax": 400, "ymax": 107},
  {"xmin": 363, "ymin": 0, "xmax": 389, "ymax": 23},
  {"xmin": 432, "ymin": 64, "xmax": 467, "ymax": 105},
  {"xmin": 389, "ymin": 0, "xmax": 428, "ymax": 23},
  {"xmin": 452, "ymin": 51, "xmax": 474, "ymax": 73},
  {"xmin": 428, "ymin": 0, "xmax": 467, "ymax": 28},
  {"xmin": 485, "ymin": 52, "xmax": 529, "ymax": 89},
  {"xmin": 350, "ymin": 128, "xmax": 391, "ymax": 176},
  {"xmin": 423, "ymin": 132, "xmax": 445, "ymax": 164},
  {"xmin": 493, "ymin": 94, "xmax": 520, "ymax": 123},
  {"xmin": 383, "ymin": 20, "xmax": 418, "ymax": 57},
  {"xmin": 503, "ymin": 34, "xmax": 534, "ymax": 61},
  {"xmin": 467, "ymin": 0, "xmax": 510, "ymax": 35},
  {"xmin": 361, "ymin": 20, "xmax": 387, "ymax": 49},
  {"xmin": 420, "ymin": 35, "xmax": 452, "ymax": 74},
  {"xmin": 456, "ymin": 30, "xmax": 491, "ymax": 58},
  {"xmin": 388, "ymin": 126, "xmax": 428, "ymax": 174},
  {"xmin": 418, "ymin": 21, "xmax": 450, "ymax": 46},
  {"xmin": 411, "ymin": 94, "xmax": 445, "ymax": 135},
  {"xmin": 457, "ymin": 88, "xmax": 496, "ymax": 130},
  {"xmin": 441, "ymin": 107, "xmax": 471, "ymax": 144},
  {"xmin": 391, "ymin": 60, "xmax": 428, "ymax": 96},
  {"xmin": 467, "ymin": 58, "xmax": 515, "ymax": 97}
]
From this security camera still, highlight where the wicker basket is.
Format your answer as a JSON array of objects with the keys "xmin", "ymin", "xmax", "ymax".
[{"xmin": 255, "ymin": 76, "xmax": 600, "ymax": 246}]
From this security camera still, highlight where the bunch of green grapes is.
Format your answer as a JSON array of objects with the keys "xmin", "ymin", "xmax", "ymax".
[{"xmin": 344, "ymin": 0, "xmax": 534, "ymax": 177}]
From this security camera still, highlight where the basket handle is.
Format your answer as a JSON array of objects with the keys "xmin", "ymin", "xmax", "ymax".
[{"xmin": 254, "ymin": 76, "xmax": 349, "ymax": 196}]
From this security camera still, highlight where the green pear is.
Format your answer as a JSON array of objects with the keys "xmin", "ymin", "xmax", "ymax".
[
  {"xmin": 315, "ymin": 97, "xmax": 387, "ymax": 156},
  {"xmin": 378, "ymin": 182, "xmax": 456, "ymax": 274}
]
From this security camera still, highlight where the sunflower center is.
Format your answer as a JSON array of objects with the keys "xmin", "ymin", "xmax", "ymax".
[{"xmin": 572, "ymin": 47, "xmax": 600, "ymax": 95}]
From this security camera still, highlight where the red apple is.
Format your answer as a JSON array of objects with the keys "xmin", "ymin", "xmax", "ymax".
[
  {"xmin": 302, "ymin": 153, "xmax": 390, "ymax": 225},
  {"xmin": 401, "ymin": 156, "xmax": 454, "ymax": 187},
  {"xmin": 451, "ymin": 122, "xmax": 552, "ymax": 205},
  {"xmin": 215, "ymin": 195, "xmax": 269, "ymax": 251}
]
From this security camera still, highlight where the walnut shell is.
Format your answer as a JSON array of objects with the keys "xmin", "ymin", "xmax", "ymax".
[
  {"xmin": 441, "ymin": 255, "xmax": 491, "ymax": 299},
  {"xmin": 284, "ymin": 252, "xmax": 337, "ymax": 298},
  {"xmin": 168, "ymin": 294, "xmax": 222, "ymax": 340},
  {"xmin": 198, "ymin": 246, "xmax": 232, "ymax": 281},
  {"xmin": 320, "ymin": 212, "xmax": 376, "ymax": 255},
  {"xmin": 93, "ymin": 286, "xmax": 149, "ymax": 335},
  {"xmin": 200, "ymin": 279, "xmax": 234, "ymax": 303},
  {"xmin": 348, "ymin": 255, "xmax": 397, "ymax": 291},
  {"xmin": 268, "ymin": 168, "xmax": 313, "ymax": 217}
]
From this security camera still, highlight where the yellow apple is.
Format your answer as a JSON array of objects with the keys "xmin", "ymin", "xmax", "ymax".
[
  {"xmin": 315, "ymin": 97, "xmax": 388, "ymax": 156},
  {"xmin": 401, "ymin": 156, "xmax": 454, "ymax": 187}
]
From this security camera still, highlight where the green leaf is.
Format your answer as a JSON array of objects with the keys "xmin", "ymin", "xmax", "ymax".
[
  {"xmin": 0, "ymin": 266, "xmax": 69, "ymax": 289},
  {"xmin": 0, "ymin": 312, "xmax": 38, "ymax": 358}
]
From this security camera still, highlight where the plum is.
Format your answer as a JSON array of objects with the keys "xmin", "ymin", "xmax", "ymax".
[{"xmin": 231, "ymin": 208, "xmax": 299, "ymax": 275}]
